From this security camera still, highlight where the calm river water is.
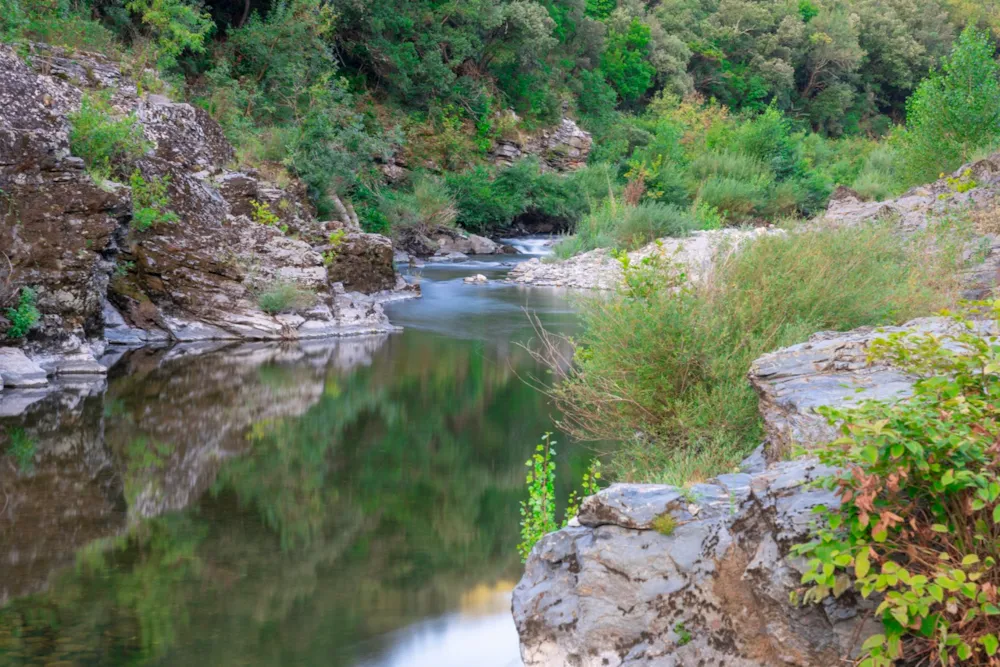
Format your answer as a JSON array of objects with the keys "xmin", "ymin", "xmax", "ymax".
[{"xmin": 0, "ymin": 240, "xmax": 589, "ymax": 667}]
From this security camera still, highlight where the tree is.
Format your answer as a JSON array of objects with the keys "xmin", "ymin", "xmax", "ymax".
[{"xmin": 898, "ymin": 26, "xmax": 1000, "ymax": 185}]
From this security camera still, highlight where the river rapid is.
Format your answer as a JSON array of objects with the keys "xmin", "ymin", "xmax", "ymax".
[{"xmin": 0, "ymin": 238, "xmax": 584, "ymax": 667}]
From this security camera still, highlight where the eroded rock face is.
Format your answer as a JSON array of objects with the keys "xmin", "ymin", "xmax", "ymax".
[
  {"xmin": 0, "ymin": 45, "xmax": 130, "ymax": 351},
  {"xmin": 507, "ymin": 229, "xmax": 775, "ymax": 290},
  {"xmin": 492, "ymin": 118, "xmax": 592, "ymax": 172},
  {"xmin": 0, "ymin": 43, "xmax": 405, "ymax": 361},
  {"xmin": 513, "ymin": 459, "xmax": 881, "ymax": 666},
  {"xmin": 824, "ymin": 156, "xmax": 1000, "ymax": 298}
]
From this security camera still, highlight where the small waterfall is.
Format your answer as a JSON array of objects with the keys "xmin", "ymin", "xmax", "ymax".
[{"xmin": 501, "ymin": 236, "xmax": 556, "ymax": 257}]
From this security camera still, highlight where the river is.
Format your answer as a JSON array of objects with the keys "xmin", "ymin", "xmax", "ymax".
[{"xmin": 0, "ymin": 238, "xmax": 587, "ymax": 667}]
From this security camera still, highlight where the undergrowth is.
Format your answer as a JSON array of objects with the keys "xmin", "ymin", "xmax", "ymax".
[
  {"xmin": 538, "ymin": 221, "xmax": 966, "ymax": 485},
  {"xmin": 794, "ymin": 302, "xmax": 1000, "ymax": 666}
]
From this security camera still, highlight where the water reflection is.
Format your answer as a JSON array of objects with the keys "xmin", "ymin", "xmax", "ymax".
[{"xmin": 0, "ymin": 272, "xmax": 591, "ymax": 667}]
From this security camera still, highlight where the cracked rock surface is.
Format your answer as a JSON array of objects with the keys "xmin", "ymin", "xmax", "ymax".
[{"xmin": 512, "ymin": 458, "xmax": 881, "ymax": 666}]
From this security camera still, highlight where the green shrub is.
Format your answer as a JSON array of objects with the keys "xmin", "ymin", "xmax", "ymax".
[
  {"xmin": 794, "ymin": 303, "xmax": 1000, "ymax": 666},
  {"xmin": 546, "ymin": 222, "xmax": 964, "ymax": 484},
  {"xmin": 695, "ymin": 176, "xmax": 766, "ymax": 221},
  {"xmin": 897, "ymin": 27, "xmax": 1000, "ymax": 188},
  {"xmin": 256, "ymin": 280, "xmax": 317, "ymax": 314},
  {"xmin": 129, "ymin": 171, "xmax": 178, "ymax": 231},
  {"xmin": 5, "ymin": 286, "xmax": 39, "ymax": 339},
  {"xmin": 381, "ymin": 175, "xmax": 457, "ymax": 229},
  {"xmin": 553, "ymin": 199, "xmax": 697, "ymax": 258},
  {"xmin": 519, "ymin": 432, "xmax": 601, "ymax": 561},
  {"xmin": 69, "ymin": 93, "xmax": 149, "ymax": 181}
]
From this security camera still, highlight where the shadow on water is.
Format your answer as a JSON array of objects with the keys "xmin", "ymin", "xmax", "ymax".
[{"xmin": 0, "ymin": 258, "xmax": 595, "ymax": 667}]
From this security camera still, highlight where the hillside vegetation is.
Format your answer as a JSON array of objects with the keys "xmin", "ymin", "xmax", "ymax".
[{"xmin": 6, "ymin": 0, "xmax": 1000, "ymax": 248}]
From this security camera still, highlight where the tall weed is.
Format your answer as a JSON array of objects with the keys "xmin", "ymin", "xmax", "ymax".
[{"xmin": 546, "ymin": 222, "xmax": 964, "ymax": 484}]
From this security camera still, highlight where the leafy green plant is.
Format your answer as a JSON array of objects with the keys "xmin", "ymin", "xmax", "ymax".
[
  {"xmin": 674, "ymin": 622, "xmax": 692, "ymax": 647},
  {"xmin": 793, "ymin": 302, "xmax": 1000, "ymax": 666},
  {"xmin": 322, "ymin": 229, "xmax": 347, "ymax": 266},
  {"xmin": 518, "ymin": 432, "xmax": 602, "ymax": 562},
  {"xmin": 653, "ymin": 513, "xmax": 677, "ymax": 536},
  {"xmin": 5, "ymin": 286, "xmax": 39, "ymax": 339},
  {"xmin": 130, "ymin": 171, "xmax": 178, "ymax": 231},
  {"xmin": 68, "ymin": 92, "xmax": 149, "ymax": 181},
  {"xmin": 249, "ymin": 200, "xmax": 280, "ymax": 226},
  {"xmin": 897, "ymin": 27, "xmax": 1000, "ymax": 188},
  {"xmin": 256, "ymin": 280, "xmax": 317, "ymax": 315}
]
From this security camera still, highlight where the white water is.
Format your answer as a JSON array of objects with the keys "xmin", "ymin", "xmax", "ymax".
[{"xmin": 501, "ymin": 236, "xmax": 556, "ymax": 257}]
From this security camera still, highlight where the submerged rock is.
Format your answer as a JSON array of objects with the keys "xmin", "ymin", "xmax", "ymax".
[{"xmin": 513, "ymin": 458, "xmax": 880, "ymax": 666}]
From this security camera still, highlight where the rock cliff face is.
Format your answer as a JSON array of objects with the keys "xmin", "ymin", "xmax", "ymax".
[
  {"xmin": 0, "ymin": 44, "xmax": 407, "ymax": 387},
  {"xmin": 513, "ymin": 457, "xmax": 881, "ymax": 666},
  {"xmin": 491, "ymin": 118, "xmax": 593, "ymax": 172}
]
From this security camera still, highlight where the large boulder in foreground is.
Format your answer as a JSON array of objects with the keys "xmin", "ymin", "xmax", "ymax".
[{"xmin": 513, "ymin": 458, "xmax": 880, "ymax": 666}]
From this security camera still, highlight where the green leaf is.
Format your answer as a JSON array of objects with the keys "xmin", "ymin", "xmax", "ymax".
[
  {"xmin": 994, "ymin": 505, "xmax": 1000, "ymax": 524},
  {"xmin": 982, "ymin": 634, "xmax": 999, "ymax": 656},
  {"xmin": 962, "ymin": 554, "xmax": 980, "ymax": 566},
  {"xmin": 862, "ymin": 634, "xmax": 886, "ymax": 652},
  {"xmin": 855, "ymin": 550, "xmax": 870, "ymax": 579}
]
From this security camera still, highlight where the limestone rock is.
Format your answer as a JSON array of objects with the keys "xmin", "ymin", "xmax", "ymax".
[
  {"xmin": 507, "ymin": 228, "xmax": 775, "ymax": 290},
  {"xmin": 464, "ymin": 274, "xmax": 488, "ymax": 284},
  {"xmin": 0, "ymin": 348, "xmax": 48, "ymax": 387},
  {"xmin": 492, "ymin": 117, "xmax": 592, "ymax": 172},
  {"xmin": 513, "ymin": 459, "xmax": 881, "ymax": 666},
  {"xmin": 748, "ymin": 316, "xmax": 994, "ymax": 459}
]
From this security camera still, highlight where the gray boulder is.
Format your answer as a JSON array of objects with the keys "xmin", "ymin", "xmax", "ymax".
[
  {"xmin": 0, "ymin": 348, "xmax": 48, "ymax": 387},
  {"xmin": 749, "ymin": 316, "xmax": 995, "ymax": 459},
  {"xmin": 513, "ymin": 459, "xmax": 881, "ymax": 667}
]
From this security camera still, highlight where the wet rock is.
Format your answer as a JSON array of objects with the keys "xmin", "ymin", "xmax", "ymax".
[
  {"xmin": 463, "ymin": 274, "xmax": 488, "ymax": 284},
  {"xmin": 513, "ymin": 459, "xmax": 880, "ymax": 667},
  {"xmin": 0, "ymin": 348, "xmax": 48, "ymax": 387},
  {"xmin": 508, "ymin": 229, "xmax": 775, "ymax": 290}
]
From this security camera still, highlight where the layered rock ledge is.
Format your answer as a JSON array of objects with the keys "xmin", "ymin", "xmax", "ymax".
[
  {"xmin": 513, "ymin": 457, "xmax": 881, "ymax": 666},
  {"xmin": 0, "ymin": 44, "xmax": 413, "ymax": 391}
]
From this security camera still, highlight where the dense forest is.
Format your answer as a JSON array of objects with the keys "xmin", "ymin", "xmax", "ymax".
[{"xmin": 5, "ymin": 0, "xmax": 1000, "ymax": 253}]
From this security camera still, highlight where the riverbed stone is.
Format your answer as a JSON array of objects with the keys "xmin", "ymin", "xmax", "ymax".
[
  {"xmin": 0, "ymin": 348, "xmax": 48, "ymax": 387},
  {"xmin": 507, "ymin": 228, "xmax": 776, "ymax": 290}
]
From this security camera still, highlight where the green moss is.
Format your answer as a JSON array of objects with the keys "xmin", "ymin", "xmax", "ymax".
[{"xmin": 652, "ymin": 513, "xmax": 677, "ymax": 536}]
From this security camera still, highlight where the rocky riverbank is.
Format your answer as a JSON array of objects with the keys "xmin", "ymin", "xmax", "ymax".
[
  {"xmin": 0, "ymin": 43, "xmax": 414, "ymax": 391},
  {"xmin": 511, "ymin": 155, "xmax": 1000, "ymax": 664},
  {"xmin": 512, "ymin": 315, "xmax": 991, "ymax": 665}
]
